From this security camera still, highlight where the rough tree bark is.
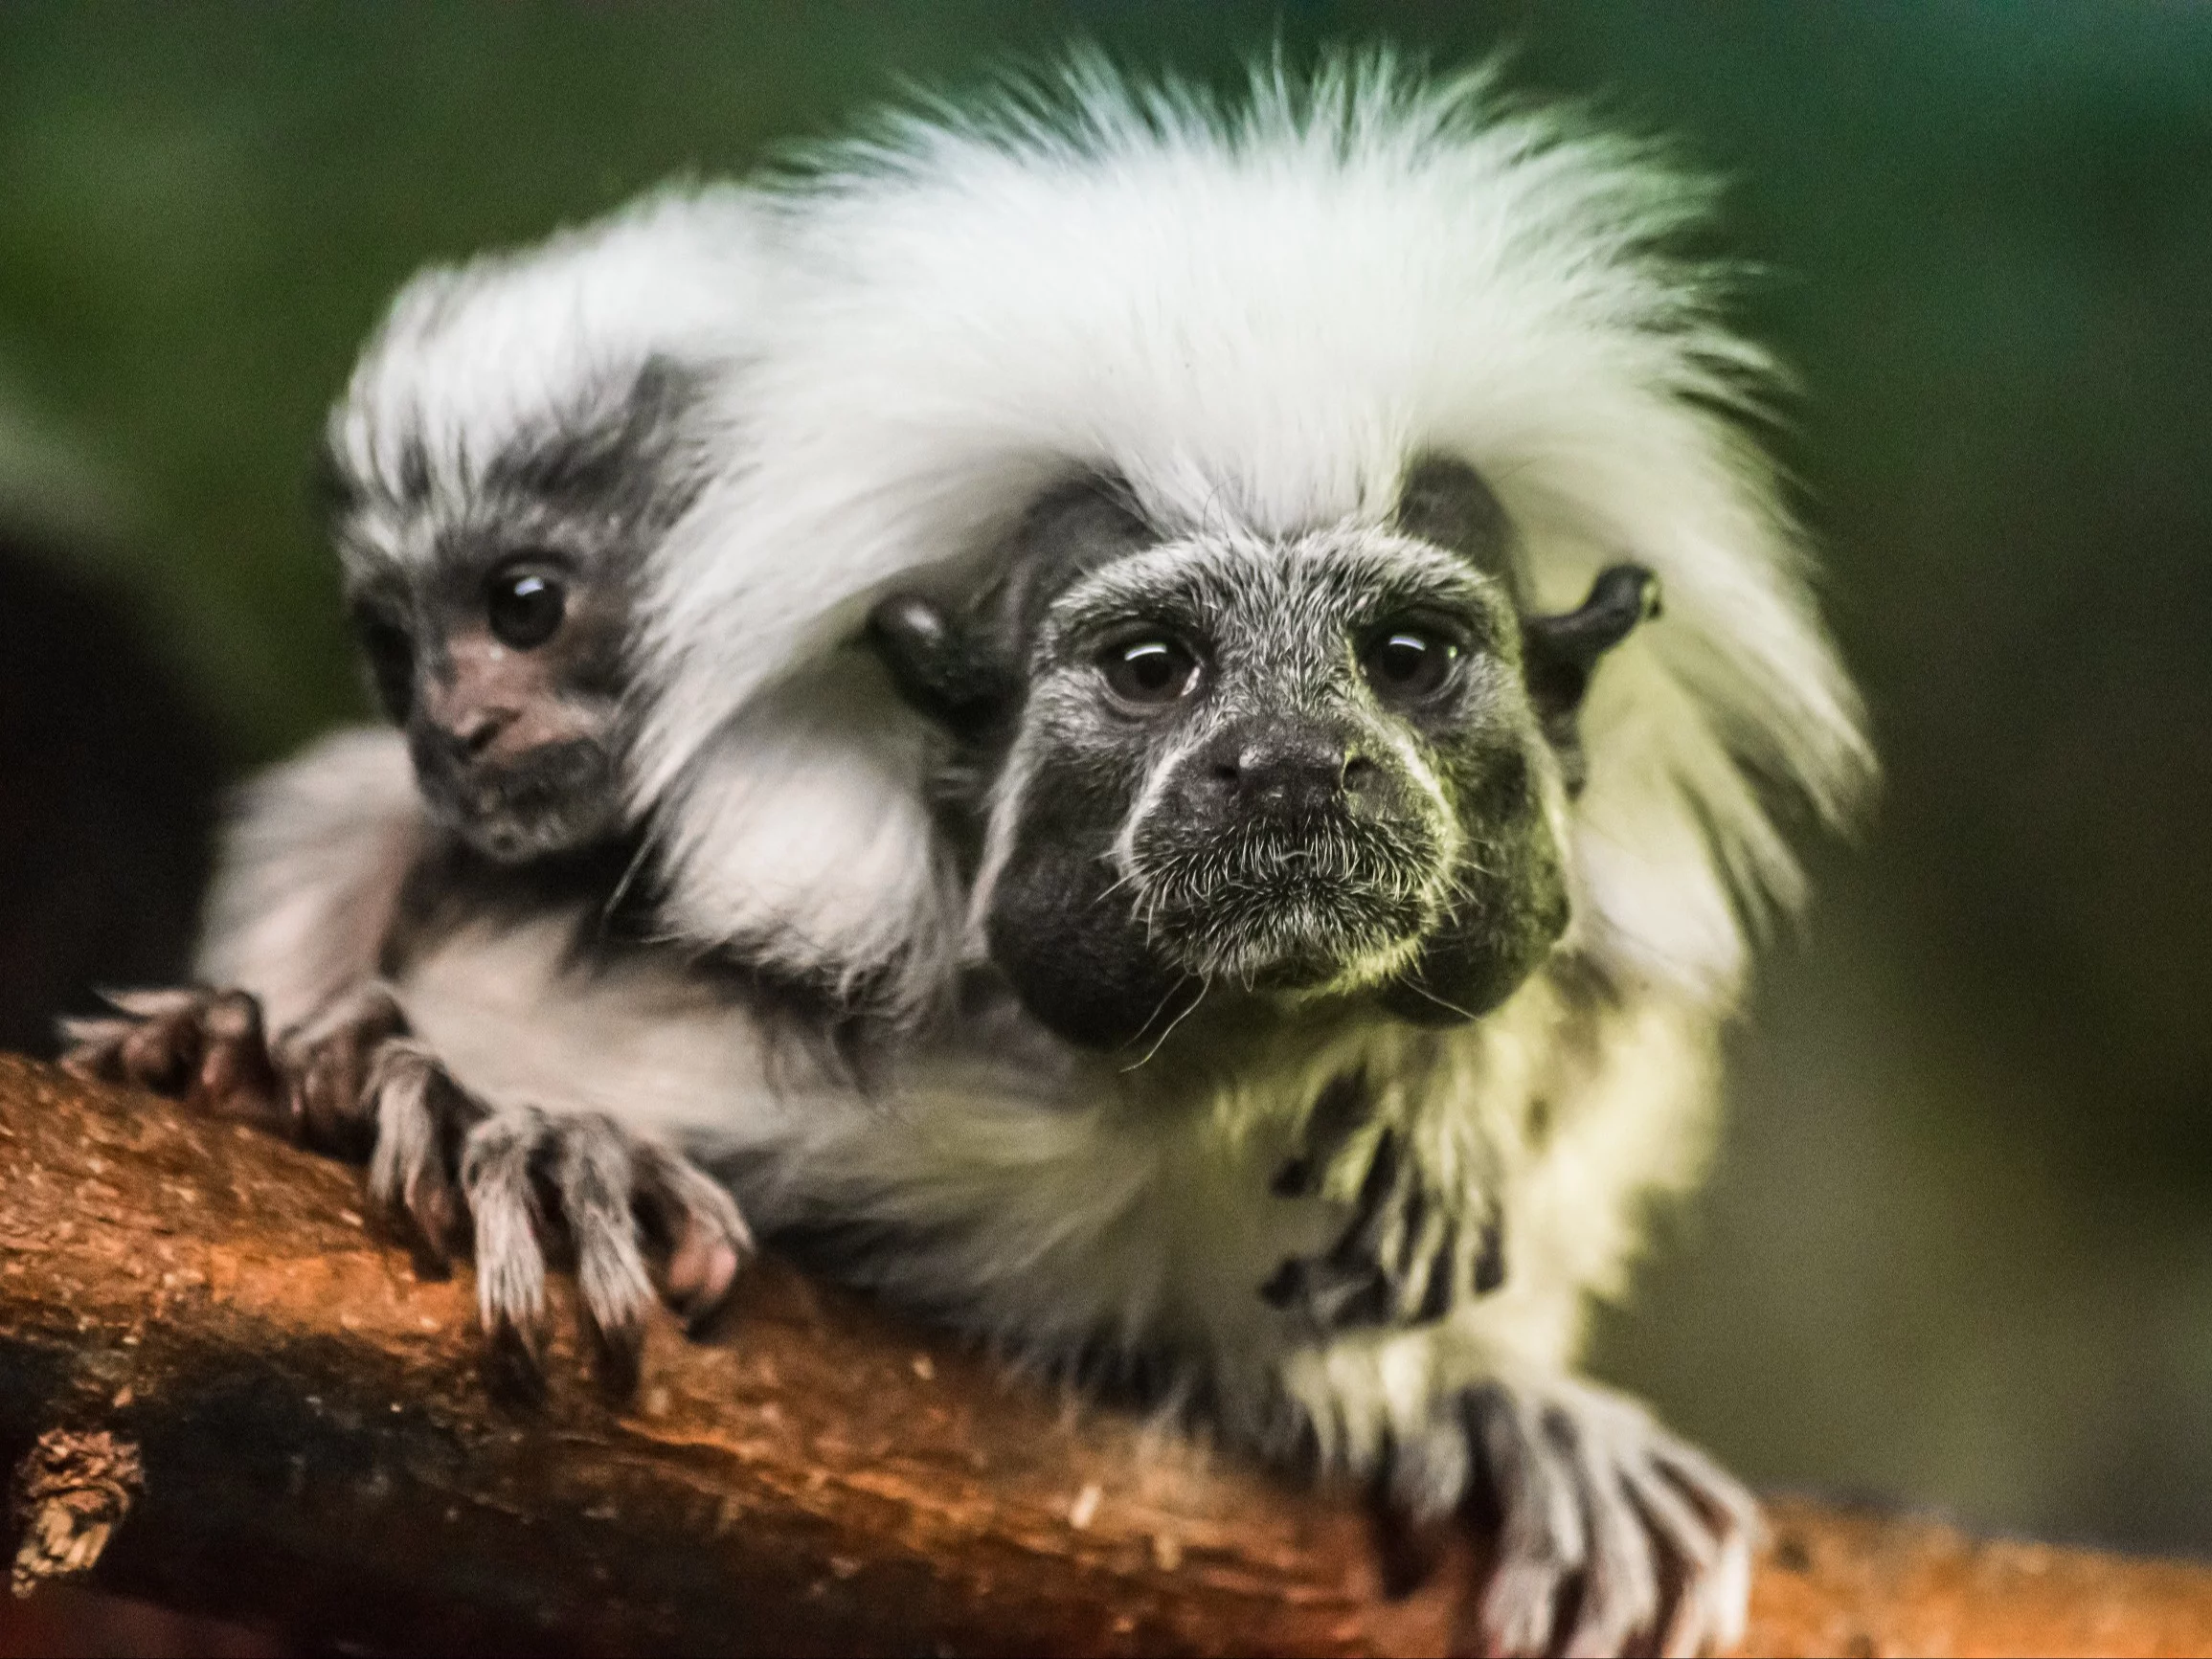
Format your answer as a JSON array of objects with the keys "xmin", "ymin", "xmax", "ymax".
[{"xmin": 0, "ymin": 1053, "xmax": 2207, "ymax": 1657}]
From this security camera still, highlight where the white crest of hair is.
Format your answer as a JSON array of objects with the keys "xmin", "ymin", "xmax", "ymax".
[
  {"xmin": 327, "ymin": 179, "xmax": 776, "ymax": 557},
  {"xmin": 636, "ymin": 50, "xmax": 1871, "ymax": 1007}
]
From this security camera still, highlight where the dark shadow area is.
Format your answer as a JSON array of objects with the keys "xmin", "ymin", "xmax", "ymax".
[{"xmin": 0, "ymin": 534, "xmax": 224, "ymax": 1056}]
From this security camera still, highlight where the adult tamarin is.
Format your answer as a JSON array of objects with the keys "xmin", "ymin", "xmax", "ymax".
[{"xmin": 622, "ymin": 56, "xmax": 1869, "ymax": 1652}]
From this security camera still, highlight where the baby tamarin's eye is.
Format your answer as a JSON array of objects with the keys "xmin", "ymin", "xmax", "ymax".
[
  {"xmin": 485, "ymin": 563, "xmax": 567, "ymax": 650},
  {"xmin": 1361, "ymin": 623, "xmax": 1460, "ymax": 705},
  {"xmin": 1097, "ymin": 634, "xmax": 1202, "ymax": 707}
]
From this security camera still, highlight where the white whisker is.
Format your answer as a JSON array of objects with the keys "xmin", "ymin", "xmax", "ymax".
[{"xmin": 1118, "ymin": 974, "xmax": 1208, "ymax": 1071}]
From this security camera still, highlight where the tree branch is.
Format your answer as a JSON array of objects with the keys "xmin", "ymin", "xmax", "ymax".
[{"xmin": 0, "ymin": 1054, "xmax": 2206, "ymax": 1656}]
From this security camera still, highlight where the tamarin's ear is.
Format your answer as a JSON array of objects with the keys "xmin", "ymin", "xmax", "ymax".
[
  {"xmin": 1521, "ymin": 564, "xmax": 1659, "ymax": 790},
  {"xmin": 866, "ymin": 593, "xmax": 1016, "ymax": 738},
  {"xmin": 1523, "ymin": 564, "xmax": 1659, "ymax": 721}
]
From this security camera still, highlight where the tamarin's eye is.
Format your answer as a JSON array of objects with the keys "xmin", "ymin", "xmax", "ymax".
[
  {"xmin": 1098, "ymin": 635, "xmax": 1201, "ymax": 706},
  {"xmin": 486, "ymin": 566, "xmax": 567, "ymax": 650},
  {"xmin": 1362, "ymin": 626, "xmax": 1459, "ymax": 703}
]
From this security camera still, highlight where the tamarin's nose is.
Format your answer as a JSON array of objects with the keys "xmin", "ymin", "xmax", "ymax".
[
  {"xmin": 418, "ymin": 664, "xmax": 519, "ymax": 761},
  {"xmin": 451, "ymin": 706, "xmax": 514, "ymax": 757},
  {"xmin": 420, "ymin": 690, "xmax": 516, "ymax": 762},
  {"xmin": 1195, "ymin": 720, "xmax": 1368, "ymax": 817}
]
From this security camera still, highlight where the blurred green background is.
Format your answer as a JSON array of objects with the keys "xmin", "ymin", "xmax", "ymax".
[{"xmin": 2, "ymin": 0, "xmax": 2207, "ymax": 1559}]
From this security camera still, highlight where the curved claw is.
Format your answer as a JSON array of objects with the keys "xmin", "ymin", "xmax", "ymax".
[
  {"xmin": 552, "ymin": 1114, "xmax": 658, "ymax": 1396},
  {"xmin": 365, "ymin": 1040, "xmax": 479, "ymax": 1267},
  {"xmin": 59, "ymin": 986, "xmax": 286, "ymax": 1127},
  {"xmin": 438, "ymin": 1100, "xmax": 755, "ymax": 1395},
  {"xmin": 458, "ymin": 1104, "xmax": 551, "ymax": 1369},
  {"xmin": 1558, "ymin": 1411, "xmax": 1661, "ymax": 1658},
  {"xmin": 635, "ymin": 1143, "xmax": 755, "ymax": 1334},
  {"xmin": 274, "ymin": 981, "xmax": 410, "ymax": 1156},
  {"xmin": 1463, "ymin": 1386, "xmax": 1590, "ymax": 1657},
  {"xmin": 1381, "ymin": 1376, "xmax": 1756, "ymax": 1657},
  {"xmin": 1640, "ymin": 1438, "xmax": 1757, "ymax": 1657}
]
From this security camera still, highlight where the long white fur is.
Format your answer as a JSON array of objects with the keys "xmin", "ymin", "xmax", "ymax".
[
  {"xmin": 327, "ymin": 180, "xmax": 773, "ymax": 549},
  {"xmin": 637, "ymin": 53, "xmax": 1869, "ymax": 1006}
]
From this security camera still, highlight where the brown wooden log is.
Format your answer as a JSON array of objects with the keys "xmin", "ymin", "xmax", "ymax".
[{"xmin": 0, "ymin": 1052, "xmax": 2207, "ymax": 1657}]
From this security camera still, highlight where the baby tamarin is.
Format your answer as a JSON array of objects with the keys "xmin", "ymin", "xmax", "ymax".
[{"xmin": 65, "ymin": 186, "xmax": 770, "ymax": 1378}]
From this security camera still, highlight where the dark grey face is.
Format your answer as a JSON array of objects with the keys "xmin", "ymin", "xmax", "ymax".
[
  {"xmin": 871, "ymin": 460, "xmax": 1656, "ymax": 1050},
  {"xmin": 327, "ymin": 361, "xmax": 702, "ymax": 863}
]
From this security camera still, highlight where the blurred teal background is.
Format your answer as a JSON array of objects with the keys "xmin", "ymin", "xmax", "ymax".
[{"xmin": 2, "ymin": 1, "xmax": 2208, "ymax": 1559}]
